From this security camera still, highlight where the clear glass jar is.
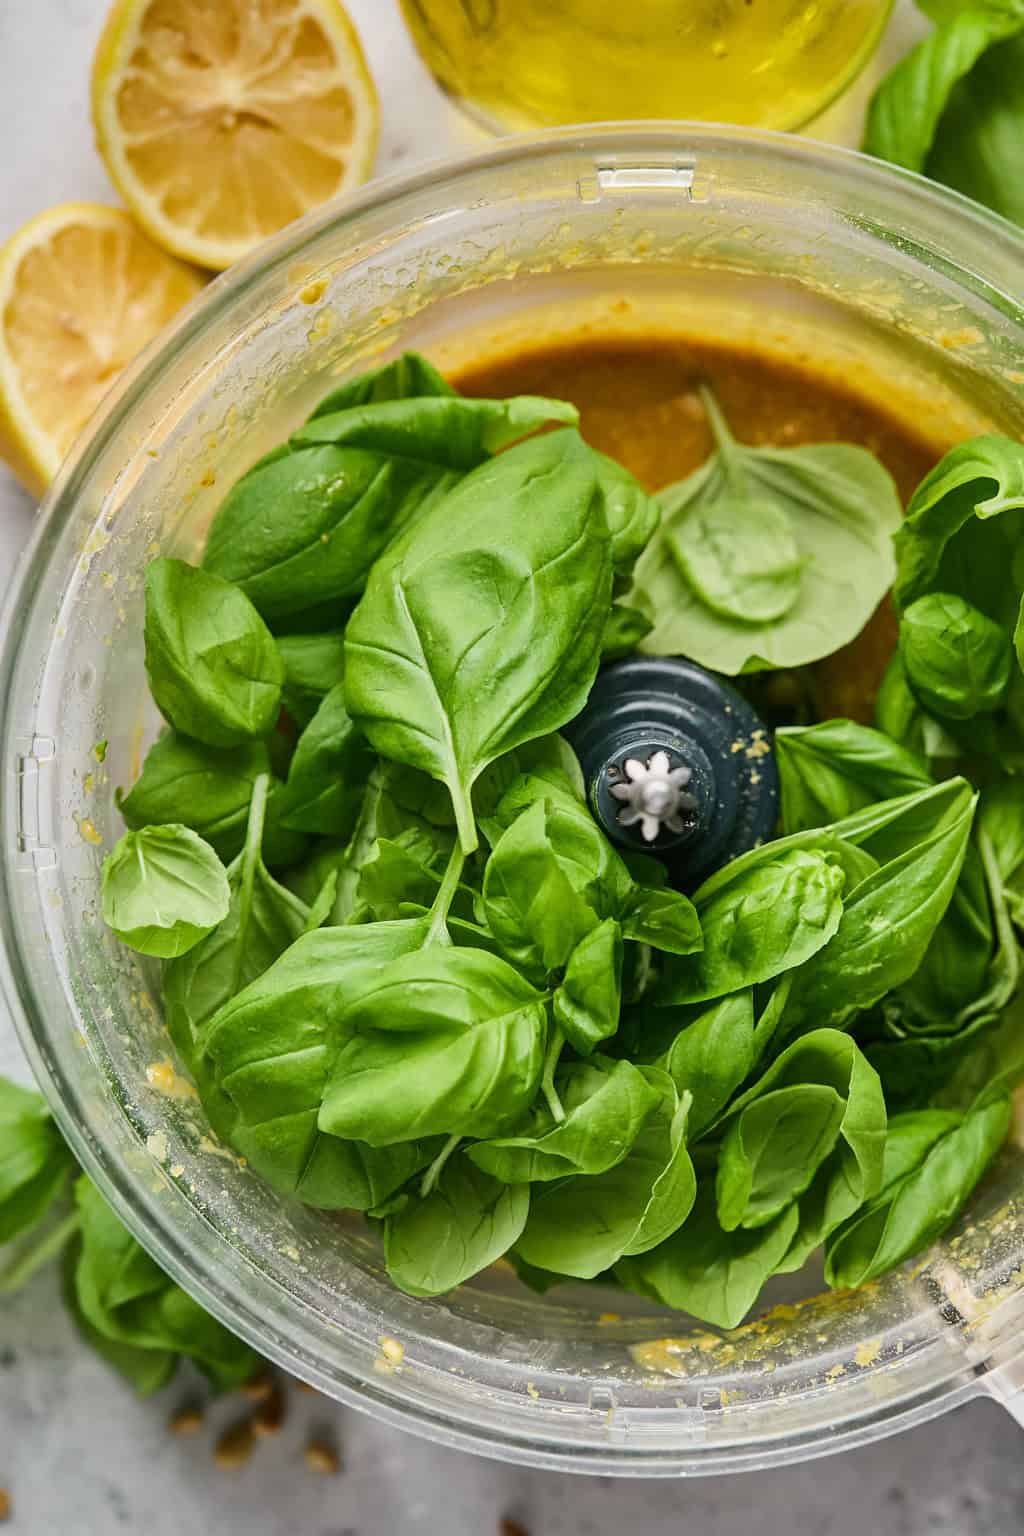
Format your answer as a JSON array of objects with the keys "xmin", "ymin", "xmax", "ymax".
[
  {"xmin": 399, "ymin": 0, "xmax": 895, "ymax": 133},
  {"xmin": 2, "ymin": 127, "xmax": 1024, "ymax": 1475}
]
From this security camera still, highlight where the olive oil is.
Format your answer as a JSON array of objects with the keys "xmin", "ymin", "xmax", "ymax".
[{"xmin": 400, "ymin": 0, "xmax": 892, "ymax": 132}]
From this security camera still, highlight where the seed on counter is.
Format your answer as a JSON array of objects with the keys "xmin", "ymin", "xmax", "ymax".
[
  {"xmin": 303, "ymin": 1439, "xmax": 340, "ymax": 1476},
  {"xmin": 240, "ymin": 1369, "xmax": 275, "ymax": 1403},
  {"xmin": 252, "ymin": 1384, "xmax": 286, "ymax": 1438},
  {"xmin": 499, "ymin": 1518, "xmax": 530, "ymax": 1536},
  {"xmin": 0, "ymin": 1489, "xmax": 10, "ymax": 1522},
  {"xmin": 168, "ymin": 1404, "xmax": 204, "ymax": 1435},
  {"xmin": 214, "ymin": 1417, "xmax": 256, "ymax": 1470}
]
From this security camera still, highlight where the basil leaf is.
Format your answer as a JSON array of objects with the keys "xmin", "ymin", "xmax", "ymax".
[
  {"xmin": 101, "ymin": 825, "xmax": 230, "ymax": 958},
  {"xmin": 319, "ymin": 947, "xmax": 547, "ymax": 1144},
  {"xmin": 781, "ymin": 785, "xmax": 977, "ymax": 1035},
  {"xmin": 658, "ymin": 848, "xmax": 845, "ymax": 1006},
  {"xmin": 775, "ymin": 719, "xmax": 931, "ymax": 834},
  {"xmin": 482, "ymin": 796, "xmax": 633, "ymax": 977},
  {"xmin": 198, "ymin": 919, "xmax": 431, "ymax": 1195},
  {"xmin": 72, "ymin": 1177, "xmax": 259, "ymax": 1392},
  {"xmin": 875, "ymin": 652, "xmax": 962, "ymax": 766},
  {"xmin": 384, "ymin": 1160, "xmax": 530, "ymax": 1297},
  {"xmin": 900, "ymin": 592, "xmax": 1013, "ymax": 719},
  {"xmin": 627, "ymin": 387, "xmax": 901, "ymax": 673},
  {"xmin": 892, "ymin": 837, "xmax": 995, "ymax": 1031},
  {"xmin": 309, "ymin": 351, "xmax": 454, "ymax": 417},
  {"xmin": 117, "ymin": 732, "xmax": 270, "ymax": 859},
  {"xmin": 272, "ymin": 683, "xmax": 373, "ymax": 837},
  {"xmin": 616, "ymin": 1182, "xmax": 798, "ymax": 1330},
  {"xmin": 515, "ymin": 1075, "xmax": 696, "ymax": 1279},
  {"xmin": 592, "ymin": 451, "xmax": 659, "ymax": 579},
  {"xmin": 933, "ymin": 992, "xmax": 1024, "ymax": 1111},
  {"xmin": 276, "ymin": 630, "xmax": 346, "ymax": 726},
  {"xmin": 863, "ymin": 9, "xmax": 1023, "ymax": 173},
  {"xmin": 601, "ymin": 603, "xmax": 654, "ymax": 661},
  {"xmin": 716, "ymin": 1030, "xmax": 885, "ymax": 1237},
  {"xmin": 824, "ymin": 1098, "xmax": 1010, "ymax": 1288},
  {"xmin": 659, "ymin": 992, "xmax": 757, "ymax": 1140},
  {"xmin": 0, "ymin": 1080, "xmax": 74, "ymax": 1245},
  {"xmin": 344, "ymin": 429, "xmax": 614, "ymax": 851},
  {"xmin": 468, "ymin": 1057, "xmax": 660, "ymax": 1183},
  {"xmin": 293, "ymin": 393, "xmax": 576, "ymax": 460},
  {"xmin": 892, "ymin": 436, "xmax": 1024, "ymax": 640},
  {"xmin": 356, "ymin": 830, "xmax": 447, "ymax": 921},
  {"xmin": 144, "ymin": 559, "xmax": 284, "ymax": 747},
  {"xmin": 553, "ymin": 918, "xmax": 623, "ymax": 1055},
  {"xmin": 620, "ymin": 885, "xmax": 702, "ymax": 956}
]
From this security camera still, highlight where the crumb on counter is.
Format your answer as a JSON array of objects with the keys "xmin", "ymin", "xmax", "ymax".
[
  {"xmin": 303, "ymin": 1439, "xmax": 340, "ymax": 1476},
  {"xmin": 214, "ymin": 1418, "xmax": 256, "ymax": 1470},
  {"xmin": 168, "ymin": 1405, "xmax": 204, "ymax": 1436}
]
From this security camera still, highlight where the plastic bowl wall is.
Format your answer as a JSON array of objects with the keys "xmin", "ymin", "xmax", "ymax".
[{"xmin": 3, "ymin": 127, "xmax": 1024, "ymax": 1476}]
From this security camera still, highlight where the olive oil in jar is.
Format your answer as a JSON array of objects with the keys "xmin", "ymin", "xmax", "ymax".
[{"xmin": 400, "ymin": 0, "xmax": 893, "ymax": 132}]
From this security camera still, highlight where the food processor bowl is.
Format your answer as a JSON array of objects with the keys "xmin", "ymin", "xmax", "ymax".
[{"xmin": 3, "ymin": 126, "xmax": 1024, "ymax": 1475}]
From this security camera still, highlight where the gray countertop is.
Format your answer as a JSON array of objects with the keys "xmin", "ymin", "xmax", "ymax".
[{"xmin": 3, "ymin": 2, "xmax": 1023, "ymax": 1531}]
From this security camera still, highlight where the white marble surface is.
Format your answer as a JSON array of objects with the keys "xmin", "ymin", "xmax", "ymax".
[{"xmin": 5, "ymin": 1, "xmax": 1023, "ymax": 1532}]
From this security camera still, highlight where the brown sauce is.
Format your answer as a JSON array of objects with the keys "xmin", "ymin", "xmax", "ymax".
[{"xmin": 453, "ymin": 335, "xmax": 944, "ymax": 721}]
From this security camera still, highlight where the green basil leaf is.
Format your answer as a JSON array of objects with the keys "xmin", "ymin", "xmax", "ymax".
[
  {"xmin": 892, "ymin": 837, "xmax": 994, "ymax": 1031},
  {"xmin": 198, "ymin": 919, "xmax": 431, "ymax": 1194},
  {"xmin": 343, "ymin": 429, "xmax": 614, "ymax": 852},
  {"xmin": 553, "ymin": 918, "xmax": 623, "ymax": 1055},
  {"xmin": 863, "ymin": 9, "xmax": 1022, "ymax": 172},
  {"xmin": 293, "ymin": 393, "xmax": 576, "ymax": 460},
  {"xmin": 670, "ymin": 494, "xmax": 803, "ymax": 623},
  {"xmin": 716, "ymin": 1030, "xmax": 885, "ymax": 1236},
  {"xmin": 117, "ymin": 732, "xmax": 271, "ymax": 859},
  {"xmin": 515, "ymin": 1075, "xmax": 695, "ymax": 1278},
  {"xmin": 601, "ymin": 603, "xmax": 654, "ymax": 661},
  {"xmin": 981, "ymin": 780, "xmax": 1024, "ymax": 885},
  {"xmin": 319, "ymin": 947, "xmax": 547, "ymax": 1144},
  {"xmin": 775, "ymin": 719, "xmax": 931, "ymax": 834},
  {"xmin": 468, "ymin": 1057, "xmax": 660, "ymax": 1182},
  {"xmin": 627, "ymin": 388, "xmax": 901, "ymax": 673},
  {"xmin": 620, "ymin": 884, "xmax": 702, "ymax": 957},
  {"xmin": 0, "ymin": 1080, "xmax": 74, "ymax": 1245},
  {"xmin": 658, "ymin": 848, "xmax": 845, "ymax": 1005},
  {"xmin": 616, "ymin": 1182, "xmax": 798, "ymax": 1330},
  {"xmin": 272, "ymin": 682, "xmax": 373, "ymax": 836},
  {"xmin": 101, "ymin": 825, "xmax": 230, "ymax": 958},
  {"xmin": 929, "ymin": 29, "xmax": 1024, "ymax": 222},
  {"xmin": 482, "ymin": 796, "xmax": 633, "ymax": 976},
  {"xmin": 144, "ymin": 558, "xmax": 284, "ymax": 746},
  {"xmin": 384, "ymin": 1160, "xmax": 530, "ymax": 1298},
  {"xmin": 875, "ymin": 652, "xmax": 962, "ymax": 765},
  {"xmin": 72, "ymin": 1177, "xmax": 259, "ymax": 1392},
  {"xmin": 592, "ymin": 451, "xmax": 659, "ymax": 579},
  {"xmin": 892, "ymin": 437, "xmax": 1024, "ymax": 633},
  {"xmin": 933, "ymin": 992, "xmax": 1024, "ymax": 1111},
  {"xmin": 309, "ymin": 351, "xmax": 454, "ymax": 417},
  {"xmin": 659, "ymin": 992, "xmax": 757, "ymax": 1140},
  {"xmin": 276, "ymin": 629, "xmax": 346, "ymax": 726},
  {"xmin": 824, "ymin": 1098, "xmax": 1010, "ymax": 1288},
  {"xmin": 781, "ymin": 785, "xmax": 977, "ymax": 1035},
  {"xmin": 900, "ymin": 592, "xmax": 1013, "ymax": 719},
  {"xmin": 356, "ymin": 830, "xmax": 447, "ymax": 921}
]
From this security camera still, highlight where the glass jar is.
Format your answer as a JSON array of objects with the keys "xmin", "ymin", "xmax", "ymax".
[
  {"xmin": 2, "ymin": 127, "xmax": 1024, "ymax": 1474},
  {"xmin": 399, "ymin": 0, "xmax": 895, "ymax": 132}
]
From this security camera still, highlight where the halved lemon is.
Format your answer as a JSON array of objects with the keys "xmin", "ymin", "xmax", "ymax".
[
  {"xmin": 0, "ymin": 203, "xmax": 204, "ymax": 497},
  {"xmin": 91, "ymin": 0, "xmax": 380, "ymax": 272}
]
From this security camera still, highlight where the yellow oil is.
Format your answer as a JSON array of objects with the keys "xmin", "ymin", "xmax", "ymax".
[{"xmin": 400, "ymin": 0, "xmax": 893, "ymax": 131}]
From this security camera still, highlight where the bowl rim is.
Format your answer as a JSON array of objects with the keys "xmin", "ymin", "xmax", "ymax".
[{"xmin": 3, "ymin": 122, "xmax": 1024, "ymax": 1475}]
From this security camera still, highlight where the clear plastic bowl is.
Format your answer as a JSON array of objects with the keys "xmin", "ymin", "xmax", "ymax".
[{"xmin": 3, "ymin": 127, "xmax": 1024, "ymax": 1476}]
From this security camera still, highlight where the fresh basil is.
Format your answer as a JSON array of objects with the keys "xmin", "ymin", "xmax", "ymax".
[
  {"xmin": 204, "ymin": 394, "xmax": 577, "ymax": 621},
  {"xmin": 319, "ymin": 947, "xmax": 547, "ymax": 1145},
  {"xmin": 144, "ymin": 558, "xmax": 284, "ymax": 747},
  {"xmin": 0, "ymin": 1080, "xmax": 74, "ymax": 1247},
  {"xmin": 658, "ymin": 848, "xmax": 845, "ymax": 1006},
  {"xmin": 900, "ymin": 592, "xmax": 1013, "ymax": 720},
  {"xmin": 553, "ymin": 918, "xmax": 624, "ymax": 1055},
  {"xmin": 824, "ymin": 1098, "xmax": 1010, "ymax": 1288},
  {"xmin": 515, "ymin": 1075, "xmax": 695, "ymax": 1279},
  {"xmin": 929, "ymin": 32, "xmax": 1024, "ymax": 229},
  {"xmin": 627, "ymin": 386, "xmax": 901, "ymax": 673},
  {"xmin": 276, "ymin": 629, "xmax": 347, "ymax": 726},
  {"xmin": 659, "ymin": 991, "xmax": 757, "ymax": 1140},
  {"xmin": 271, "ymin": 682, "xmax": 372, "ymax": 837},
  {"xmin": 602, "ymin": 603, "xmax": 654, "ymax": 660},
  {"xmin": 71, "ymin": 1176, "xmax": 259, "ymax": 1392},
  {"xmin": 616, "ymin": 1182, "xmax": 799, "ymax": 1330},
  {"xmin": 775, "ymin": 719, "xmax": 931, "ymax": 834},
  {"xmin": 384, "ymin": 1160, "xmax": 530, "ymax": 1298},
  {"xmin": 101, "ymin": 824, "xmax": 230, "ymax": 959},
  {"xmin": 344, "ymin": 430, "xmax": 613, "ymax": 851},
  {"xmin": 309, "ymin": 350, "xmax": 454, "ymax": 417}
]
